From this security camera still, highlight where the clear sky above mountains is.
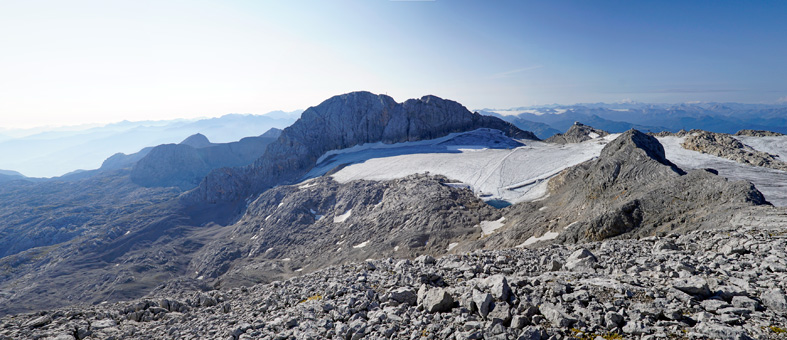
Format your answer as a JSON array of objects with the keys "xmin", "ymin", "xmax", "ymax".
[{"xmin": 1, "ymin": 0, "xmax": 785, "ymax": 128}]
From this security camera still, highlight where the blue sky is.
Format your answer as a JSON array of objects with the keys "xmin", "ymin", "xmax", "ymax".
[{"xmin": 1, "ymin": 0, "xmax": 785, "ymax": 128}]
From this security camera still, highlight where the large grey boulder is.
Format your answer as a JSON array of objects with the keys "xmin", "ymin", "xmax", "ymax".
[
  {"xmin": 421, "ymin": 288, "xmax": 454, "ymax": 313},
  {"xmin": 761, "ymin": 288, "xmax": 787, "ymax": 313},
  {"xmin": 672, "ymin": 277, "xmax": 711, "ymax": 297},
  {"xmin": 565, "ymin": 248, "xmax": 597, "ymax": 272}
]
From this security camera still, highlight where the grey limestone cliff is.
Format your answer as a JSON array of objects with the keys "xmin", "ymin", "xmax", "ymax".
[{"xmin": 185, "ymin": 92, "xmax": 536, "ymax": 205}]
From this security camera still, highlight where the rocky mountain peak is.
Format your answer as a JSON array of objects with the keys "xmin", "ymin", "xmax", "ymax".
[
  {"xmin": 186, "ymin": 92, "xmax": 537, "ymax": 205},
  {"xmin": 545, "ymin": 122, "xmax": 609, "ymax": 144},
  {"xmin": 180, "ymin": 133, "xmax": 213, "ymax": 148},
  {"xmin": 600, "ymin": 129, "xmax": 682, "ymax": 174},
  {"xmin": 259, "ymin": 128, "xmax": 282, "ymax": 139}
]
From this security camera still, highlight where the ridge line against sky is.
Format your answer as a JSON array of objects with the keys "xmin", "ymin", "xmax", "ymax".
[{"xmin": 1, "ymin": 0, "xmax": 786, "ymax": 128}]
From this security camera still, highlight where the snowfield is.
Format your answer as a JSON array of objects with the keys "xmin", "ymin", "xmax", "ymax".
[
  {"xmin": 306, "ymin": 129, "xmax": 618, "ymax": 204},
  {"xmin": 658, "ymin": 136, "xmax": 787, "ymax": 206},
  {"xmin": 301, "ymin": 129, "xmax": 786, "ymax": 207},
  {"xmin": 734, "ymin": 135, "xmax": 787, "ymax": 161}
]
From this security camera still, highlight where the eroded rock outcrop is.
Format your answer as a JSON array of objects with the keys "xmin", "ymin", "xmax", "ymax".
[
  {"xmin": 545, "ymin": 122, "xmax": 609, "ymax": 144},
  {"xmin": 682, "ymin": 130, "xmax": 787, "ymax": 171}
]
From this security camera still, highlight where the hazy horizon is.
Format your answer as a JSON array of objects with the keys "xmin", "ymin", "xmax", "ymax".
[{"xmin": 2, "ymin": 1, "xmax": 786, "ymax": 129}]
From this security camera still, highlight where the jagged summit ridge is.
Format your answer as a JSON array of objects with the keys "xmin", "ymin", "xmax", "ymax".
[
  {"xmin": 599, "ymin": 129, "xmax": 685, "ymax": 175},
  {"xmin": 186, "ymin": 91, "xmax": 536, "ymax": 205}
]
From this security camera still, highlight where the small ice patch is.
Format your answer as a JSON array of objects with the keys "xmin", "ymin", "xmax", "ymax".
[
  {"xmin": 250, "ymin": 235, "xmax": 258, "ymax": 240},
  {"xmin": 265, "ymin": 248, "xmax": 273, "ymax": 253},
  {"xmin": 295, "ymin": 268, "xmax": 303, "ymax": 272},
  {"xmin": 447, "ymin": 242, "xmax": 458, "ymax": 251},
  {"xmin": 298, "ymin": 182, "xmax": 318, "ymax": 189},
  {"xmin": 334, "ymin": 209, "xmax": 352, "ymax": 223},
  {"xmin": 444, "ymin": 182, "xmax": 472, "ymax": 190},
  {"xmin": 124, "ymin": 230, "xmax": 130, "ymax": 235},
  {"xmin": 353, "ymin": 241, "xmax": 369, "ymax": 249},
  {"xmin": 539, "ymin": 206, "xmax": 548, "ymax": 211},
  {"xmin": 394, "ymin": 245, "xmax": 400, "ymax": 251},
  {"xmin": 480, "ymin": 217, "xmax": 506, "ymax": 236},
  {"xmin": 517, "ymin": 231, "xmax": 560, "ymax": 247},
  {"xmin": 197, "ymin": 275, "xmax": 204, "ymax": 280},
  {"xmin": 336, "ymin": 248, "xmax": 342, "ymax": 252},
  {"xmin": 282, "ymin": 258, "xmax": 291, "ymax": 261},
  {"xmin": 265, "ymin": 215, "xmax": 271, "ymax": 221},
  {"xmin": 277, "ymin": 202, "xmax": 285, "ymax": 208},
  {"xmin": 336, "ymin": 240, "xmax": 344, "ymax": 245}
]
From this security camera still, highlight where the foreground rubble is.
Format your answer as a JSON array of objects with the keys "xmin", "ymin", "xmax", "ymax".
[{"xmin": 2, "ymin": 225, "xmax": 786, "ymax": 340}]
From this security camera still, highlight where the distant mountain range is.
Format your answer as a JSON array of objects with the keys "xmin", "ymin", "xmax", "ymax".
[
  {"xmin": 479, "ymin": 102, "xmax": 787, "ymax": 139},
  {"xmin": 0, "ymin": 111, "xmax": 301, "ymax": 178}
]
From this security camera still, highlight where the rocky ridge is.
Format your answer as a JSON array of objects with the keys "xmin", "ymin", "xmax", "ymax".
[
  {"xmin": 681, "ymin": 131, "xmax": 787, "ymax": 171},
  {"xmin": 185, "ymin": 92, "xmax": 536, "ymax": 205},
  {"xmin": 735, "ymin": 130, "xmax": 785, "ymax": 137},
  {"xmin": 545, "ymin": 122, "xmax": 609, "ymax": 144},
  {"xmin": 130, "ymin": 130, "xmax": 280, "ymax": 190},
  {"xmin": 2, "ymin": 220, "xmax": 786, "ymax": 340}
]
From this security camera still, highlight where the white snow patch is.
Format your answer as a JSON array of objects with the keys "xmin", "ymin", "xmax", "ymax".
[
  {"xmin": 277, "ymin": 202, "xmax": 285, "ymax": 208},
  {"xmin": 353, "ymin": 241, "xmax": 369, "ymax": 249},
  {"xmin": 124, "ymin": 230, "xmax": 130, "ymax": 235},
  {"xmin": 282, "ymin": 258, "xmax": 291, "ymax": 262},
  {"xmin": 517, "ymin": 231, "xmax": 560, "ymax": 247},
  {"xmin": 322, "ymin": 132, "xmax": 620, "ymax": 204},
  {"xmin": 735, "ymin": 135, "xmax": 787, "ymax": 161},
  {"xmin": 295, "ymin": 268, "xmax": 303, "ymax": 272},
  {"xmin": 265, "ymin": 215, "xmax": 271, "ymax": 221},
  {"xmin": 444, "ymin": 182, "xmax": 472, "ymax": 190},
  {"xmin": 333, "ymin": 209, "xmax": 352, "ymax": 223},
  {"xmin": 250, "ymin": 235, "xmax": 258, "ymax": 240},
  {"xmin": 480, "ymin": 217, "xmax": 506, "ymax": 236},
  {"xmin": 197, "ymin": 275, "xmax": 204, "ymax": 280},
  {"xmin": 336, "ymin": 240, "xmax": 345, "ymax": 245},
  {"xmin": 336, "ymin": 248, "xmax": 342, "ymax": 252},
  {"xmin": 447, "ymin": 242, "xmax": 459, "ymax": 251},
  {"xmin": 588, "ymin": 132, "xmax": 600, "ymax": 139},
  {"xmin": 265, "ymin": 248, "xmax": 273, "ymax": 253},
  {"xmin": 298, "ymin": 182, "xmax": 318, "ymax": 189},
  {"xmin": 539, "ymin": 206, "xmax": 548, "ymax": 211},
  {"xmin": 394, "ymin": 246, "xmax": 400, "ymax": 252}
]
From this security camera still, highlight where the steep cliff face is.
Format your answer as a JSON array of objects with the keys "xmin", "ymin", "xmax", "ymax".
[{"xmin": 185, "ymin": 92, "xmax": 536, "ymax": 204}]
